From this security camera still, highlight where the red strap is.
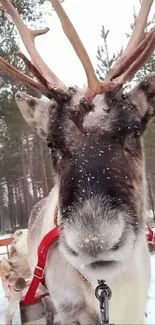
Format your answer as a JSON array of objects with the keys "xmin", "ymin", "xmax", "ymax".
[
  {"xmin": 21, "ymin": 293, "xmax": 48, "ymax": 304},
  {"xmin": 24, "ymin": 226, "xmax": 60, "ymax": 305},
  {"xmin": 147, "ymin": 225, "xmax": 153, "ymax": 242},
  {"xmin": 147, "ymin": 225, "xmax": 153, "ymax": 241},
  {"xmin": 147, "ymin": 225, "xmax": 155, "ymax": 246}
]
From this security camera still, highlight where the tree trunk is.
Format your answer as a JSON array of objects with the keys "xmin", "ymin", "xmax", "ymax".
[
  {"xmin": 6, "ymin": 177, "xmax": 15, "ymax": 230},
  {"xmin": 39, "ymin": 141, "xmax": 49, "ymax": 196}
]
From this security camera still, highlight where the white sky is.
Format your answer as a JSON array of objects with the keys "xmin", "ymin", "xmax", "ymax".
[{"xmin": 20, "ymin": 0, "xmax": 155, "ymax": 88}]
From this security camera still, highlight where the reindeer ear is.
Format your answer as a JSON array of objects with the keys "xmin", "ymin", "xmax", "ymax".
[
  {"xmin": 15, "ymin": 91, "xmax": 53, "ymax": 138},
  {"xmin": 129, "ymin": 74, "xmax": 155, "ymax": 132}
]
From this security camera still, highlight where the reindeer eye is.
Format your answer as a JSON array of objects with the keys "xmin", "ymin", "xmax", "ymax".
[
  {"xmin": 64, "ymin": 240, "xmax": 79, "ymax": 256},
  {"xmin": 28, "ymin": 99, "xmax": 36, "ymax": 108},
  {"xmin": 46, "ymin": 139, "xmax": 52, "ymax": 148},
  {"xmin": 132, "ymin": 121, "xmax": 141, "ymax": 137}
]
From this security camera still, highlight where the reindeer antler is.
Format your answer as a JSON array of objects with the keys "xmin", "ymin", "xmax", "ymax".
[
  {"xmin": 106, "ymin": 0, "xmax": 153, "ymax": 80},
  {"xmin": 49, "ymin": 0, "xmax": 102, "ymax": 97},
  {"xmin": 0, "ymin": 56, "xmax": 45, "ymax": 93},
  {"xmin": 50, "ymin": 0, "xmax": 154, "ymax": 99},
  {"xmin": 0, "ymin": 0, "xmax": 65, "ymax": 90},
  {"xmin": 0, "ymin": 0, "xmax": 154, "ymax": 100}
]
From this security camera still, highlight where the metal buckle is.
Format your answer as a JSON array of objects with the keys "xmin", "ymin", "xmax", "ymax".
[
  {"xmin": 34, "ymin": 265, "xmax": 44, "ymax": 280},
  {"xmin": 95, "ymin": 280, "xmax": 112, "ymax": 325}
]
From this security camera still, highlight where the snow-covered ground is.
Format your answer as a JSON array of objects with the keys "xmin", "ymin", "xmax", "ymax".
[
  {"xmin": 0, "ymin": 282, "xmax": 8, "ymax": 324},
  {"xmin": 0, "ymin": 282, "xmax": 21, "ymax": 325}
]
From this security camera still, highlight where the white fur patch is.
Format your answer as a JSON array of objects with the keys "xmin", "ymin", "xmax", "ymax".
[
  {"xmin": 15, "ymin": 92, "xmax": 52, "ymax": 137},
  {"xmin": 71, "ymin": 87, "xmax": 109, "ymax": 129}
]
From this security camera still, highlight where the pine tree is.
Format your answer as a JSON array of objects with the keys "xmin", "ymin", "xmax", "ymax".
[{"xmin": 96, "ymin": 25, "xmax": 122, "ymax": 80}]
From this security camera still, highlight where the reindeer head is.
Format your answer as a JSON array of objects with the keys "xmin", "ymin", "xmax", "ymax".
[{"xmin": 1, "ymin": 0, "xmax": 155, "ymax": 281}]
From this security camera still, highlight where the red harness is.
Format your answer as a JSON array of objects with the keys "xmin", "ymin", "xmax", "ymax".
[
  {"xmin": 24, "ymin": 214, "xmax": 155, "ymax": 305},
  {"xmin": 24, "ymin": 213, "xmax": 60, "ymax": 305},
  {"xmin": 147, "ymin": 224, "xmax": 155, "ymax": 245}
]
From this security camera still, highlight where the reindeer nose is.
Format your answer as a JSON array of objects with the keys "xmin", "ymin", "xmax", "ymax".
[
  {"xmin": 15, "ymin": 91, "xmax": 24, "ymax": 101},
  {"xmin": 15, "ymin": 91, "xmax": 30, "ymax": 101}
]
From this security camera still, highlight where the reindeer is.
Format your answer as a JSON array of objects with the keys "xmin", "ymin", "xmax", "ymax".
[
  {"xmin": 0, "ymin": 0, "xmax": 155, "ymax": 323},
  {"xmin": 1, "ymin": 229, "xmax": 30, "ymax": 283}
]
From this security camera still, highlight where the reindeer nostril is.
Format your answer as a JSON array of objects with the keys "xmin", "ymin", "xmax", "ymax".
[
  {"xmin": 15, "ymin": 92, "xmax": 22, "ymax": 100},
  {"xmin": 15, "ymin": 91, "xmax": 28, "ymax": 101},
  {"xmin": 15, "ymin": 91, "xmax": 31, "ymax": 102}
]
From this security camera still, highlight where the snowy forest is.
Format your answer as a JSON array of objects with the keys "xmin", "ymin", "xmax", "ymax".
[
  {"xmin": 0, "ymin": 0, "xmax": 56, "ymax": 233},
  {"xmin": 0, "ymin": 1, "xmax": 155, "ymax": 234}
]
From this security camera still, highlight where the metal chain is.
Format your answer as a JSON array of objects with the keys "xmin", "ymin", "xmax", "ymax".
[{"xmin": 95, "ymin": 280, "xmax": 113, "ymax": 325}]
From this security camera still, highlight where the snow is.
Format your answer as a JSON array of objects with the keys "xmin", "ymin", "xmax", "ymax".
[
  {"xmin": 0, "ymin": 281, "xmax": 8, "ymax": 324},
  {"xmin": 0, "ymin": 279, "xmax": 21, "ymax": 324}
]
